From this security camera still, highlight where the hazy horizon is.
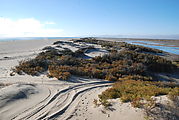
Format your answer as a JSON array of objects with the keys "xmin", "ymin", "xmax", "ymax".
[{"xmin": 1, "ymin": 34, "xmax": 179, "ymax": 40}]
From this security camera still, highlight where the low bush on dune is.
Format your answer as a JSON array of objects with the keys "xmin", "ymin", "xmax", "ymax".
[
  {"xmin": 99, "ymin": 80, "xmax": 179, "ymax": 107},
  {"xmin": 48, "ymin": 65, "xmax": 71, "ymax": 80},
  {"xmin": 98, "ymin": 79, "xmax": 179, "ymax": 119},
  {"xmin": 118, "ymin": 75, "xmax": 153, "ymax": 81},
  {"xmin": 93, "ymin": 50, "xmax": 176, "ymax": 73},
  {"xmin": 14, "ymin": 59, "xmax": 47, "ymax": 75}
]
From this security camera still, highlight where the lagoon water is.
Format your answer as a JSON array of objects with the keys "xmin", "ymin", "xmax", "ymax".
[{"xmin": 126, "ymin": 40, "xmax": 179, "ymax": 55}]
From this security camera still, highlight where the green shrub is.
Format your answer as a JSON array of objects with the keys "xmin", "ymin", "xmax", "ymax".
[
  {"xmin": 98, "ymin": 80, "xmax": 179, "ymax": 108},
  {"xmin": 14, "ymin": 59, "xmax": 46, "ymax": 75},
  {"xmin": 48, "ymin": 65, "xmax": 71, "ymax": 80}
]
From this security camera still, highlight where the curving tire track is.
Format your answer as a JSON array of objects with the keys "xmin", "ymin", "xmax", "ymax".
[
  {"xmin": 41, "ymin": 84, "xmax": 110, "ymax": 120},
  {"xmin": 12, "ymin": 81, "xmax": 112, "ymax": 120},
  {"xmin": 11, "ymin": 87, "xmax": 52, "ymax": 120}
]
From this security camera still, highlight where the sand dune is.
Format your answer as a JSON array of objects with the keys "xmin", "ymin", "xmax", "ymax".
[{"xmin": 0, "ymin": 38, "xmax": 147, "ymax": 120}]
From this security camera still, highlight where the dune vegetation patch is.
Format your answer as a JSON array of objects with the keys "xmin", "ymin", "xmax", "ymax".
[
  {"xmin": 98, "ymin": 80, "xmax": 179, "ymax": 107},
  {"xmin": 97, "ymin": 79, "xmax": 179, "ymax": 119}
]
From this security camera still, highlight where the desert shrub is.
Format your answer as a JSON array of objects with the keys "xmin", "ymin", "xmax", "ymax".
[
  {"xmin": 78, "ymin": 37, "xmax": 98, "ymax": 44},
  {"xmin": 118, "ymin": 75, "xmax": 152, "ymax": 81},
  {"xmin": 168, "ymin": 87, "xmax": 179, "ymax": 101},
  {"xmin": 48, "ymin": 65, "xmax": 71, "ymax": 80},
  {"xmin": 93, "ymin": 99, "xmax": 100, "ymax": 107},
  {"xmin": 57, "ymin": 55, "xmax": 82, "ymax": 66},
  {"xmin": 37, "ymin": 49, "xmax": 61, "ymax": 60},
  {"xmin": 105, "ymin": 74, "xmax": 118, "ymax": 81},
  {"xmin": 98, "ymin": 80, "xmax": 179, "ymax": 108},
  {"xmin": 14, "ymin": 59, "xmax": 47, "ymax": 75},
  {"xmin": 73, "ymin": 48, "xmax": 85, "ymax": 57},
  {"xmin": 53, "ymin": 40, "xmax": 73, "ymax": 45},
  {"xmin": 60, "ymin": 48, "xmax": 74, "ymax": 56},
  {"xmin": 53, "ymin": 40, "xmax": 64, "ymax": 45},
  {"xmin": 99, "ymin": 99, "xmax": 112, "ymax": 108},
  {"xmin": 93, "ymin": 50, "xmax": 176, "ymax": 73},
  {"xmin": 90, "ymin": 68, "xmax": 105, "ymax": 79},
  {"xmin": 42, "ymin": 46, "xmax": 56, "ymax": 51}
]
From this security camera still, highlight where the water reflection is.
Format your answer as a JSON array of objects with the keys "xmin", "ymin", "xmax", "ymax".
[{"xmin": 126, "ymin": 41, "xmax": 179, "ymax": 55}]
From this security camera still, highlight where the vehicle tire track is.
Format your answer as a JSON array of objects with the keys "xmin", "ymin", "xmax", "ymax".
[
  {"xmin": 13, "ymin": 81, "xmax": 112, "ymax": 120},
  {"xmin": 11, "ymin": 86, "xmax": 52, "ymax": 120}
]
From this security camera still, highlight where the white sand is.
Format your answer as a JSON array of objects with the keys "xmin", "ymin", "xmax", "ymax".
[{"xmin": 0, "ymin": 39, "xmax": 146, "ymax": 120}]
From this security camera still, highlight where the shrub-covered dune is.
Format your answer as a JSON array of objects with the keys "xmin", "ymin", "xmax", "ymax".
[
  {"xmin": 12, "ymin": 38, "xmax": 179, "ymax": 119},
  {"xmin": 13, "ymin": 38, "xmax": 177, "ymax": 81}
]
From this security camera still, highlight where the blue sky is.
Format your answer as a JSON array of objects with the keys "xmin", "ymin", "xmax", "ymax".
[{"xmin": 0, "ymin": 0, "xmax": 179, "ymax": 38}]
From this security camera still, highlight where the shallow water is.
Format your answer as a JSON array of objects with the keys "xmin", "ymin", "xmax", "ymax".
[{"xmin": 126, "ymin": 40, "xmax": 179, "ymax": 55}]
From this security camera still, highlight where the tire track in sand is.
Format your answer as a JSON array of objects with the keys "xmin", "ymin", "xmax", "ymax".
[{"xmin": 13, "ymin": 81, "xmax": 112, "ymax": 120}]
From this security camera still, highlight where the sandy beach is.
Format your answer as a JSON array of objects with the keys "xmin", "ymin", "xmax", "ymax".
[{"xmin": 0, "ymin": 38, "xmax": 178, "ymax": 120}]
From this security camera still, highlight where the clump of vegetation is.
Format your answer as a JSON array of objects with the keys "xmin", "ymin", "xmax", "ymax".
[
  {"xmin": 118, "ymin": 75, "xmax": 152, "ymax": 81},
  {"xmin": 14, "ymin": 59, "xmax": 47, "ymax": 75},
  {"xmin": 93, "ymin": 99, "xmax": 111, "ymax": 108},
  {"xmin": 42, "ymin": 46, "xmax": 56, "ymax": 51},
  {"xmin": 93, "ymin": 50, "xmax": 176, "ymax": 73},
  {"xmin": 48, "ymin": 65, "xmax": 71, "ymax": 80},
  {"xmin": 53, "ymin": 40, "xmax": 71, "ymax": 45},
  {"xmin": 98, "ymin": 80, "xmax": 179, "ymax": 108}
]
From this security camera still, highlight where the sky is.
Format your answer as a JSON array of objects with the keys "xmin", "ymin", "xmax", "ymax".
[{"xmin": 0, "ymin": 0, "xmax": 179, "ymax": 38}]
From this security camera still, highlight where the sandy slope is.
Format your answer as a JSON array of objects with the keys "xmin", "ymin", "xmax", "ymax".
[{"xmin": 0, "ymin": 39, "xmax": 145, "ymax": 120}]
